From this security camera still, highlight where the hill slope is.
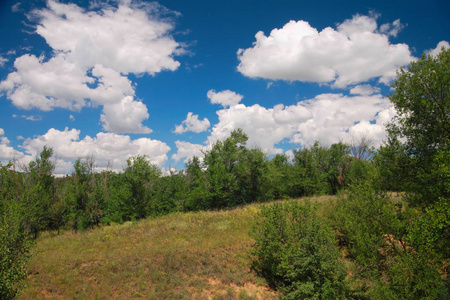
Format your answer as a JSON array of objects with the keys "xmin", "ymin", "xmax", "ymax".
[{"xmin": 19, "ymin": 202, "xmax": 290, "ymax": 299}]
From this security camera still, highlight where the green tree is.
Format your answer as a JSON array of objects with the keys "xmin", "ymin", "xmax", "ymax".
[
  {"xmin": 202, "ymin": 129, "xmax": 270, "ymax": 209},
  {"xmin": 266, "ymin": 153, "xmax": 292, "ymax": 200},
  {"xmin": 66, "ymin": 157, "xmax": 105, "ymax": 231},
  {"xmin": 367, "ymin": 47, "xmax": 450, "ymax": 297},
  {"xmin": 184, "ymin": 156, "xmax": 210, "ymax": 211},
  {"xmin": 0, "ymin": 163, "xmax": 33, "ymax": 299},
  {"xmin": 251, "ymin": 200, "xmax": 349, "ymax": 299},
  {"xmin": 385, "ymin": 47, "xmax": 449, "ymax": 206},
  {"xmin": 291, "ymin": 142, "xmax": 349, "ymax": 197},
  {"xmin": 124, "ymin": 155, "xmax": 161, "ymax": 219},
  {"xmin": 328, "ymin": 180, "xmax": 447, "ymax": 298},
  {"xmin": 21, "ymin": 146, "xmax": 56, "ymax": 238},
  {"xmin": 152, "ymin": 169, "xmax": 187, "ymax": 216}
]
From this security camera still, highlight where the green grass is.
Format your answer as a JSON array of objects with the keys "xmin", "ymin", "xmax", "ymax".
[
  {"xmin": 18, "ymin": 202, "xmax": 282, "ymax": 299},
  {"xmin": 18, "ymin": 196, "xmax": 341, "ymax": 299}
]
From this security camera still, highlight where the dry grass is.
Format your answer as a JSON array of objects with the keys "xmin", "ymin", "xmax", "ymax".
[
  {"xmin": 19, "ymin": 205, "xmax": 273, "ymax": 299},
  {"xmin": 19, "ymin": 196, "xmax": 335, "ymax": 299}
]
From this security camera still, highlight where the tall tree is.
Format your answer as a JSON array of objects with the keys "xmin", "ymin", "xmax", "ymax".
[
  {"xmin": 377, "ymin": 47, "xmax": 449, "ymax": 295},
  {"xmin": 385, "ymin": 47, "xmax": 449, "ymax": 206}
]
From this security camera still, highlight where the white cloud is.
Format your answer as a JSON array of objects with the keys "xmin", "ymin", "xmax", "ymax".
[
  {"xmin": 380, "ymin": 19, "xmax": 405, "ymax": 37},
  {"xmin": 207, "ymin": 89, "xmax": 243, "ymax": 107},
  {"xmin": 100, "ymin": 96, "xmax": 152, "ymax": 134},
  {"xmin": 173, "ymin": 112, "xmax": 210, "ymax": 134},
  {"xmin": 205, "ymin": 92, "xmax": 394, "ymax": 154},
  {"xmin": 0, "ymin": 0, "xmax": 183, "ymax": 134},
  {"xmin": 291, "ymin": 93, "xmax": 394, "ymax": 147},
  {"xmin": 0, "ymin": 129, "xmax": 32, "ymax": 164},
  {"xmin": 171, "ymin": 140, "xmax": 205, "ymax": 163},
  {"xmin": 33, "ymin": 0, "xmax": 182, "ymax": 74},
  {"xmin": 11, "ymin": 3, "xmax": 21, "ymax": 13},
  {"xmin": 0, "ymin": 54, "xmax": 135, "ymax": 111},
  {"xmin": 0, "ymin": 55, "xmax": 7, "ymax": 67},
  {"xmin": 427, "ymin": 40, "xmax": 450, "ymax": 57},
  {"xmin": 207, "ymin": 101, "xmax": 312, "ymax": 155},
  {"xmin": 22, "ymin": 127, "xmax": 170, "ymax": 174},
  {"xmin": 237, "ymin": 14, "xmax": 414, "ymax": 88},
  {"xmin": 350, "ymin": 84, "xmax": 381, "ymax": 96}
]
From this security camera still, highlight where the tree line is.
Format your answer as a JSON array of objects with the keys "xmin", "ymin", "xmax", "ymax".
[{"xmin": 1, "ymin": 130, "xmax": 373, "ymax": 235}]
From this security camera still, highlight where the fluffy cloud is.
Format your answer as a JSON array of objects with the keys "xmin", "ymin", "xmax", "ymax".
[
  {"xmin": 171, "ymin": 140, "xmax": 205, "ymax": 163},
  {"xmin": 100, "ymin": 96, "xmax": 152, "ymax": 134},
  {"xmin": 207, "ymin": 89, "xmax": 243, "ymax": 107},
  {"xmin": 173, "ymin": 112, "xmax": 210, "ymax": 134},
  {"xmin": 0, "ymin": 55, "xmax": 7, "ymax": 67},
  {"xmin": 33, "ymin": 0, "xmax": 182, "ymax": 74},
  {"xmin": 22, "ymin": 127, "xmax": 170, "ymax": 174},
  {"xmin": 427, "ymin": 40, "xmax": 450, "ymax": 57},
  {"xmin": 206, "ymin": 91, "xmax": 393, "ymax": 154},
  {"xmin": 0, "ymin": 129, "xmax": 32, "ymax": 164},
  {"xmin": 350, "ymin": 84, "xmax": 381, "ymax": 96},
  {"xmin": 237, "ymin": 14, "xmax": 413, "ymax": 88},
  {"xmin": 290, "ymin": 93, "xmax": 394, "ymax": 147},
  {"xmin": 1, "ymin": 54, "xmax": 93, "ymax": 111},
  {"xmin": 379, "ymin": 19, "xmax": 405, "ymax": 37},
  {"xmin": 0, "ymin": 0, "xmax": 183, "ymax": 133}
]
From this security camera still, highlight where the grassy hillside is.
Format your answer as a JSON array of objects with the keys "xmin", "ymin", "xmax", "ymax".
[{"xmin": 20, "ymin": 198, "xmax": 333, "ymax": 299}]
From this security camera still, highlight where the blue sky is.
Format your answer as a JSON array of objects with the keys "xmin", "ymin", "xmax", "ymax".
[{"xmin": 0, "ymin": 0, "xmax": 448, "ymax": 175}]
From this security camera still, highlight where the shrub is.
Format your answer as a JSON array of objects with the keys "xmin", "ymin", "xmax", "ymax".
[
  {"xmin": 0, "ymin": 200, "xmax": 33, "ymax": 299},
  {"xmin": 250, "ymin": 200, "xmax": 349, "ymax": 299}
]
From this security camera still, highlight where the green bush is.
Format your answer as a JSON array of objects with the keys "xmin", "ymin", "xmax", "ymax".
[
  {"xmin": 328, "ymin": 180, "xmax": 448, "ymax": 298},
  {"xmin": 250, "ymin": 200, "xmax": 349, "ymax": 299},
  {"xmin": 0, "ymin": 198, "xmax": 33, "ymax": 299}
]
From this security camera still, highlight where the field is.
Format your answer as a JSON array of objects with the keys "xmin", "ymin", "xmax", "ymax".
[{"xmin": 19, "ymin": 198, "xmax": 333, "ymax": 299}]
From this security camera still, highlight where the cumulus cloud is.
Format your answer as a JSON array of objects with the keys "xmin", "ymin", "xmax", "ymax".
[
  {"xmin": 290, "ymin": 93, "xmax": 394, "ymax": 148},
  {"xmin": 173, "ymin": 112, "xmax": 210, "ymax": 134},
  {"xmin": 350, "ymin": 84, "xmax": 381, "ymax": 96},
  {"xmin": 0, "ymin": 129, "xmax": 32, "ymax": 164},
  {"xmin": 207, "ymin": 89, "xmax": 243, "ymax": 107},
  {"xmin": 21, "ymin": 127, "xmax": 170, "ymax": 174},
  {"xmin": 427, "ymin": 40, "xmax": 450, "ymax": 57},
  {"xmin": 204, "ymin": 92, "xmax": 393, "ymax": 154},
  {"xmin": 171, "ymin": 140, "xmax": 205, "ymax": 163},
  {"xmin": 380, "ymin": 19, "xmax": 405, "ymax": 37},
  {"xmin": 100, "ymin": 96, "xmax": 152, "ymax": 134},
  {"xmin": 32, "ymin": 0, "xmax": 182, "ymax": 74},
  {"xmin": 171, "ymin": 88, "xmax": 394, "ymax": 161},
  {"xmin": 0, "ymin": 0, "xmax": 183, "ymax": 133},
  {"xmin": 237, "ymin": 14, "xmax": 413, "ymax": 88}
]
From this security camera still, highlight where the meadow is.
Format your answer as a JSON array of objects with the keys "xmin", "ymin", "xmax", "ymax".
[{"xmin": 18, "ymin": 200, "xmax": 293, "ymax": 299}]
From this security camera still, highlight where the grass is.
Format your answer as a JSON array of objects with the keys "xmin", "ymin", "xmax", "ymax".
[
  {"xmin": 19, "ymin": 195, "xmax": 343, "ymax": 299},
  {"xmin": 19, "ymin": 202, "xmax": 284, "ymax": 299}
]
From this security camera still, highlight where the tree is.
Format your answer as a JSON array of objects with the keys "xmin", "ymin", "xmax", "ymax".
[
  {"xmin": 376, "ymin": 47, "xmax": 450, "ymax": 296},
  {"xmin": 385, "ymin": 47, "xmax": 449, "ymax": 206},
  {"xmin": 22, "ymin": 146, "xmax": 56, "ymax": 238},
  {"xmin": 250, "ymin": 200, "xmax": 349, "ymax": 299},
  {"xmin": 389, "ymin": 48, "xmax": 449, "ymax": 158},
  {"xmin": 0, "ymin": 163, "xmax": 34, "ymax": 299},
  {"xmin": 66, "ymin": 157, "xmax": 105, "ymax": 231},
  {"xmin": 124, "ymin": 155, "xmax": 161, "ymax": 219},
  {"xmin": 184, "ymin": 156, "xmax": 211, "ymax": 211}
]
